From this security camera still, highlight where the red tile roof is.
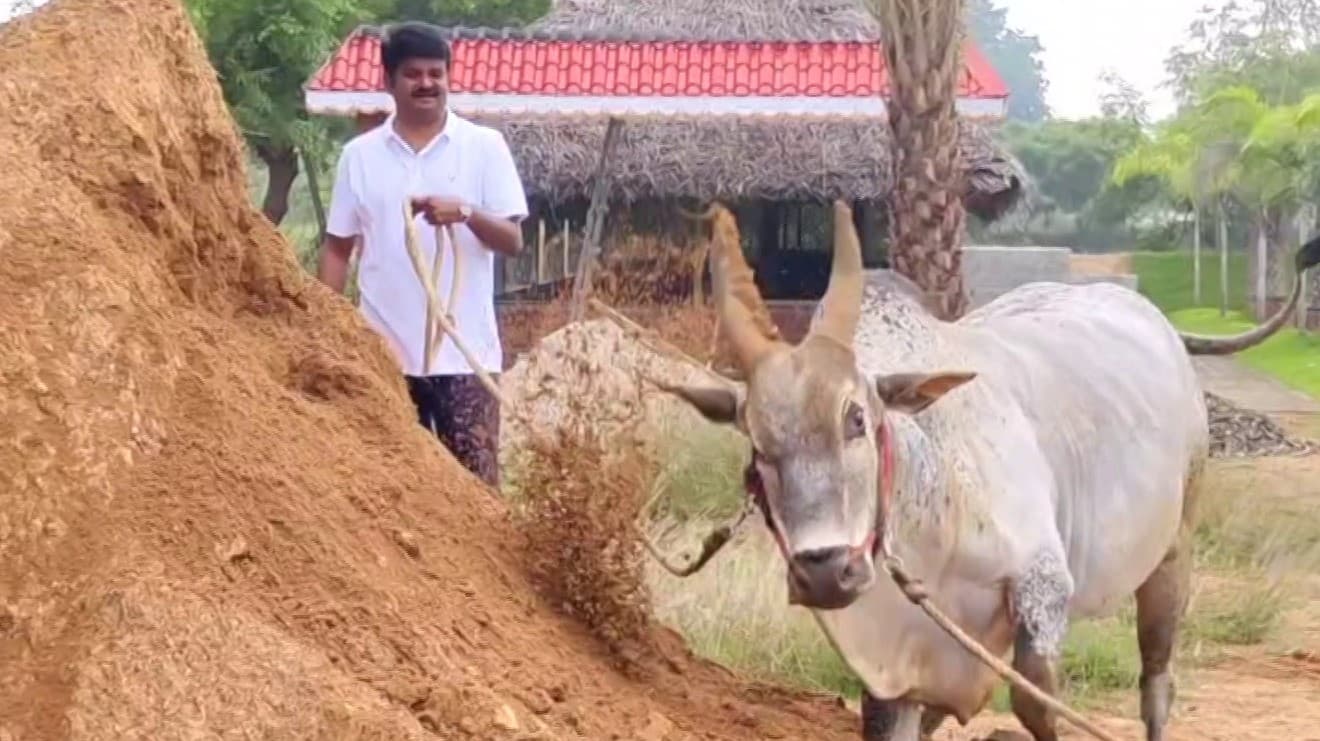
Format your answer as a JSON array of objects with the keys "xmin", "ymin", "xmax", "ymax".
[{"xmin": 306, "ymin": 27, "xmax": 1008, "ymax": 100}]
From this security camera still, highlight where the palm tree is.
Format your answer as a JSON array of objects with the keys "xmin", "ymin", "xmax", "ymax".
[
  {"xmin": 867, "ymin": 0, "xmax": 971, "ymax": 320},
  {"xmin": 1112, "ymin": 112, "xmax": 1234, "ymax": 314},
  {"xmin": 1202, "ymin": 86, "xmax": 1320, "ymax": 322},
  {"xmin": 1114, "ymin": 85, "xmax": 1320, "ymax": 321}
]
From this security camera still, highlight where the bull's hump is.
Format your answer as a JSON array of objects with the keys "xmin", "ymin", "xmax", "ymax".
[{"xmin": 851, "ymin": 274, "xmax": 952, "ymax": 376}]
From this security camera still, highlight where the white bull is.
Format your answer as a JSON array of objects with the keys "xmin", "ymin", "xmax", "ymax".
[{"xmin": 658, "ymin": 201, "xmax": 1320, "ymax": 741}]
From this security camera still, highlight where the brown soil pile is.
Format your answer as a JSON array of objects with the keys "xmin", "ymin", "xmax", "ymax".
[{"xmin": 0, "ymin": 1, "xmax": 858, "ymax": 739}]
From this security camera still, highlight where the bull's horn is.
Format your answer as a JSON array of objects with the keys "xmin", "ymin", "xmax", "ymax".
[
  {"xmin": 809, "ymin": 200, "xmax": 864, "ymax": 347},
  {"xmin": 707, "ymin": 203, "xmax": 781, "ymax": 371}
]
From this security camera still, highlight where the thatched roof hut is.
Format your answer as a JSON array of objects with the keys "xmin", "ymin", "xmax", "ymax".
[
  {"xmin": 481, "ymin": 111, "xmax": 1022, "ymax": 221},
  {"xmin": 305, "ymin": 0, "xmax": 1029, "ymax": 296},
  {"xmin": 528, "ymin": 0, "xmax": 887, "ymax": 41}
]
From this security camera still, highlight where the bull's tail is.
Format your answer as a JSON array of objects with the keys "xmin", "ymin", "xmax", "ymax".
[{"xmin": 1180, "ymin": 234, "xmax": 1320, "ymax": 355}]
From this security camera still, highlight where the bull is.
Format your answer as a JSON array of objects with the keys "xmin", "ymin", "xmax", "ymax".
[{"xmin": 654, "ymin": 200, "xmax": 1320, "ymax": 741}]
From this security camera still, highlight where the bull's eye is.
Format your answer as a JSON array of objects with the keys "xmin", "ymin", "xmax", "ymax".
[{"xmin": 843, "ymin": 401, "xmax": 866, "ymax": 440}]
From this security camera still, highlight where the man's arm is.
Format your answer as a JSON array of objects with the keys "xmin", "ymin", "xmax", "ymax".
[
  {"xmin": 465, "ymin": 208, "xmax": 523, "ymax": 256},
  {"xmin": 475, "ymin": 129, "xmax": 529, "ymax": 255},
  {"xmin": 318, "ymin": 150, "xmax": 361, "ymax": 295},
  {"xmin": 412, "ymin": 130, "xmax": 529, "ymax": 256},
  {"xmin": 317, "ymin": 233, "xmax": 357, "ymax": 294}
]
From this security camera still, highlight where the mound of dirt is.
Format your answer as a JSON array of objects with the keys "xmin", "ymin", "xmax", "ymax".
[
  {"xmin": 1205, "ymin": 392, "xmax": 1316, "ymax": 458},
  {"xmin": 499, "ymin": 318, "xmax": 725, "ymax": 463},
  {"xmin": 0, "ymin": 1, "xmax": 858, "ymax": 738}
]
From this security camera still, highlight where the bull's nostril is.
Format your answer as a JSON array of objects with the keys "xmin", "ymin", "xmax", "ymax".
[{"xmin": 796, "ymin": 547, "xmax": 838, "ymax": 565}]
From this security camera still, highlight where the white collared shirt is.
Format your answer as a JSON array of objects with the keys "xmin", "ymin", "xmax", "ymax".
[{"xmin": 325, "ymin": 109, "xmax": 528, "ymax": 377}]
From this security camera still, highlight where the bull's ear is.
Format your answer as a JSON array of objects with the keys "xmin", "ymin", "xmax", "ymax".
[
  {"xmin": 873, "ymin": 371, "xmax": 976, "ymax": 414},
  {"xmin": 655, "ymin": 382, "xmax": 742, "ymax": 426}
]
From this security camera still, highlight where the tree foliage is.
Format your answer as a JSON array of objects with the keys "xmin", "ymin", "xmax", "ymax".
[
  {"xmin": 183, "ymin": 0, "xmax": 550, "ymax": 227},
  {"xmin": 185, "ymin": 0, "xmax": 368, "ymax": 224},
  {"xmin": 965, "ymin": 0, "xmax": 1049, "ymax": 122}
]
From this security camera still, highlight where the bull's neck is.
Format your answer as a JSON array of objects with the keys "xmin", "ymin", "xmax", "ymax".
[{"xmin": 881, "ymin": 410, "xmax": 954, "ymax": 554}]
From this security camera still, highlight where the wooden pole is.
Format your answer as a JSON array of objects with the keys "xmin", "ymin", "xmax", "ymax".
[
  {"xmin": 1218, "ymin": 200, "xmax": 1229, "ymax": 318},
  {"xmin": 301, "ymin": 147, "xmax": 327, "ymax": 242},
  {"xmin": 1192, "ymin": 205, "xmax": 1202, "ymax": 306},
  {"xmin": 562, "ymin": 219, "xmax": 571, "ymax": 280},
  {"xmin": 569, "ymin": 117, "xmax": 623, "ymax": 322},
  {"xmin": 1255, "ymin": 209, "xmax": 1268, "ymax": 322},
  {"xmin": 536, "ymin": 218, "xmax": 547, "ymax": 284}
]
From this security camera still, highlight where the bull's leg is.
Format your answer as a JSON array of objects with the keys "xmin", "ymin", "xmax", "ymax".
[
  {"xmin": 1008, "ymin": 627, "xmax": 1060, "ymax": 741},
  {"xmin": 1007, "ymin": 547, "xmax": 1073, "ymax": 741},
  {"xmin": 1133, "ymin": 541, "xmax": 1191, "ymax": 741},
  {"xmin": 860, "ymin": 692, "xmax": 923, "ymax": 741},
  {"xmin": 919, "ymin": 706, "xmax": 948, "ymax": 739}
]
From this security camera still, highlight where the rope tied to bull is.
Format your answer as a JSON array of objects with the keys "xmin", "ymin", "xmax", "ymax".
[
  {"xmin": 879, "ymin": 554, "xmax": 1120, "ymax": 741},
  {"xmin": 868, "ymin": 420, "xmax": 1122, "ymax": 741}
]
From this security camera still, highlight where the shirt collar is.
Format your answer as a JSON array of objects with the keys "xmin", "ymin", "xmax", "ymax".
[{"xmin": 383, "ymin": 107, "xmax": 461, "ymax": 156}]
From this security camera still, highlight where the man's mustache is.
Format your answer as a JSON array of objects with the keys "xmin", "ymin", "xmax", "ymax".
[{"xmin": 413, "ymin": 88, "xmax": 440, "ymax": 97}]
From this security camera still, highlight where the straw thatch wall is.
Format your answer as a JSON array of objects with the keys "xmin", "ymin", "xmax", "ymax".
[
  {"xmin": 528, "ymin": 0, "xmax": 884, "ymax": 41},
  {"xmin": 467, "ymin": 113, "xmax": 1025, "ymax": 222}
]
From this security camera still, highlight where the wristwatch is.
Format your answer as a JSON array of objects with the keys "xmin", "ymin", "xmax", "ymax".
[{"xmin": 458, "ymin": 204, "xmax": 472, "ymax": 222}]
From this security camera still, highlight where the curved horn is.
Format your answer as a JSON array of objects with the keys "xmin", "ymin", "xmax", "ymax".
[
  {"xmin": 707, "ymin": 203, "xmax": 782, "ymax": 371},
  {"xmin": 809, "ymin": 200, "xmax": 865, "ymax": 347}
]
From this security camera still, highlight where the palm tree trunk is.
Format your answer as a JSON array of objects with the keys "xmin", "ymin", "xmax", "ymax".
[{"xmin": 873, "ymin": 0, "xmax": 970, "ymax": 321}]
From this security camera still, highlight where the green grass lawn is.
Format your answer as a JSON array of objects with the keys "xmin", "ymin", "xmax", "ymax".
[
  {"xmin": 1130, "ymin": 249, "xmax": 1319, "ymax": 400},
  {"xmin": 1130, "ymin": 249, "xmax": 1249, "ymax": 314}
]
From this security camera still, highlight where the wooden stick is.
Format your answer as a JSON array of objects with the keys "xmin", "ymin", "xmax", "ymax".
[
  {"xmin": 562, "ymin": 219, "xmax": 570, "ymax": 279},
  {"xmin": 536, "ymin": 218, "xmax": 547, "ymax": 284},
  {"xmin": 570, "ymin": 117, "xmax": 623, "ymax": 321}
]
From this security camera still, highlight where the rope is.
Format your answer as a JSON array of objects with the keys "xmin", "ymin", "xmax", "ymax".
[
  {"xmin": 400, "ymin": 202, "xmax": 508, "ymax": 407},
  {"xmin": 880, "ymin": 555, "xmax": 1121, "ymax": 741}
]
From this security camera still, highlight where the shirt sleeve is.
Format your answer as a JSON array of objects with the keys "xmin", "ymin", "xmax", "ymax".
[
  {"xmin": 480, "ymin": 130, "xmax": 529, "ymax": 221},
  {"xmin": 325, "ymin": 148, "xmax": 361, "ymax": 239}
]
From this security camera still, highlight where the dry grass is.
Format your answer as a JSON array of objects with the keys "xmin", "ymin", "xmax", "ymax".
[{"xmin": 645, "ymin": 516, "xmax": 863, "ymax": 698}]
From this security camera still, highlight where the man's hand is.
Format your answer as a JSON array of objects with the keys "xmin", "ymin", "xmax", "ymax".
[
  {"xmin": 410, "ymin": 196, "xmax": 470, "ymax": 226},
  {"xmin": 409, "ymin": 195, "xmax": 524, "ymax": 256}
]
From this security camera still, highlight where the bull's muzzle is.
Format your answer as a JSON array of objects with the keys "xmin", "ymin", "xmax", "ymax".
[{"xmin": 786, "ymin": 545, "xmax": 874, "ymax": 609}]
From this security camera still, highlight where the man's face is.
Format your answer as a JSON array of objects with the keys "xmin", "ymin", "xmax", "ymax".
[{"xmin": 390, "ymin": 57, "xmax": 449, "ymax": 117}]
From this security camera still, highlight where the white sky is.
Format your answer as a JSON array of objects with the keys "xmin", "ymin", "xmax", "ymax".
[{"xmin": 1, "ymin": 0, "xmax": 1221, "ymax": 121}]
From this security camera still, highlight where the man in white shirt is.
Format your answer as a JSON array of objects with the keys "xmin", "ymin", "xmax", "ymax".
[{"xmin": 317, "ymin": 22, "xmax": 528, "ymax": 489}]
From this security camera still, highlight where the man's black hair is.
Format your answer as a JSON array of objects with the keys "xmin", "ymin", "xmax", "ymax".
[{"xmin": 381, "ymin": 22, "xmax": 452, "ymax": 81}]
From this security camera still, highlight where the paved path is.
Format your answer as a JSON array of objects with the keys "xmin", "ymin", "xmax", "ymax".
[{"xmin": 1193, "ymin": 356, "xmax": 1320, "ymax": 414}]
